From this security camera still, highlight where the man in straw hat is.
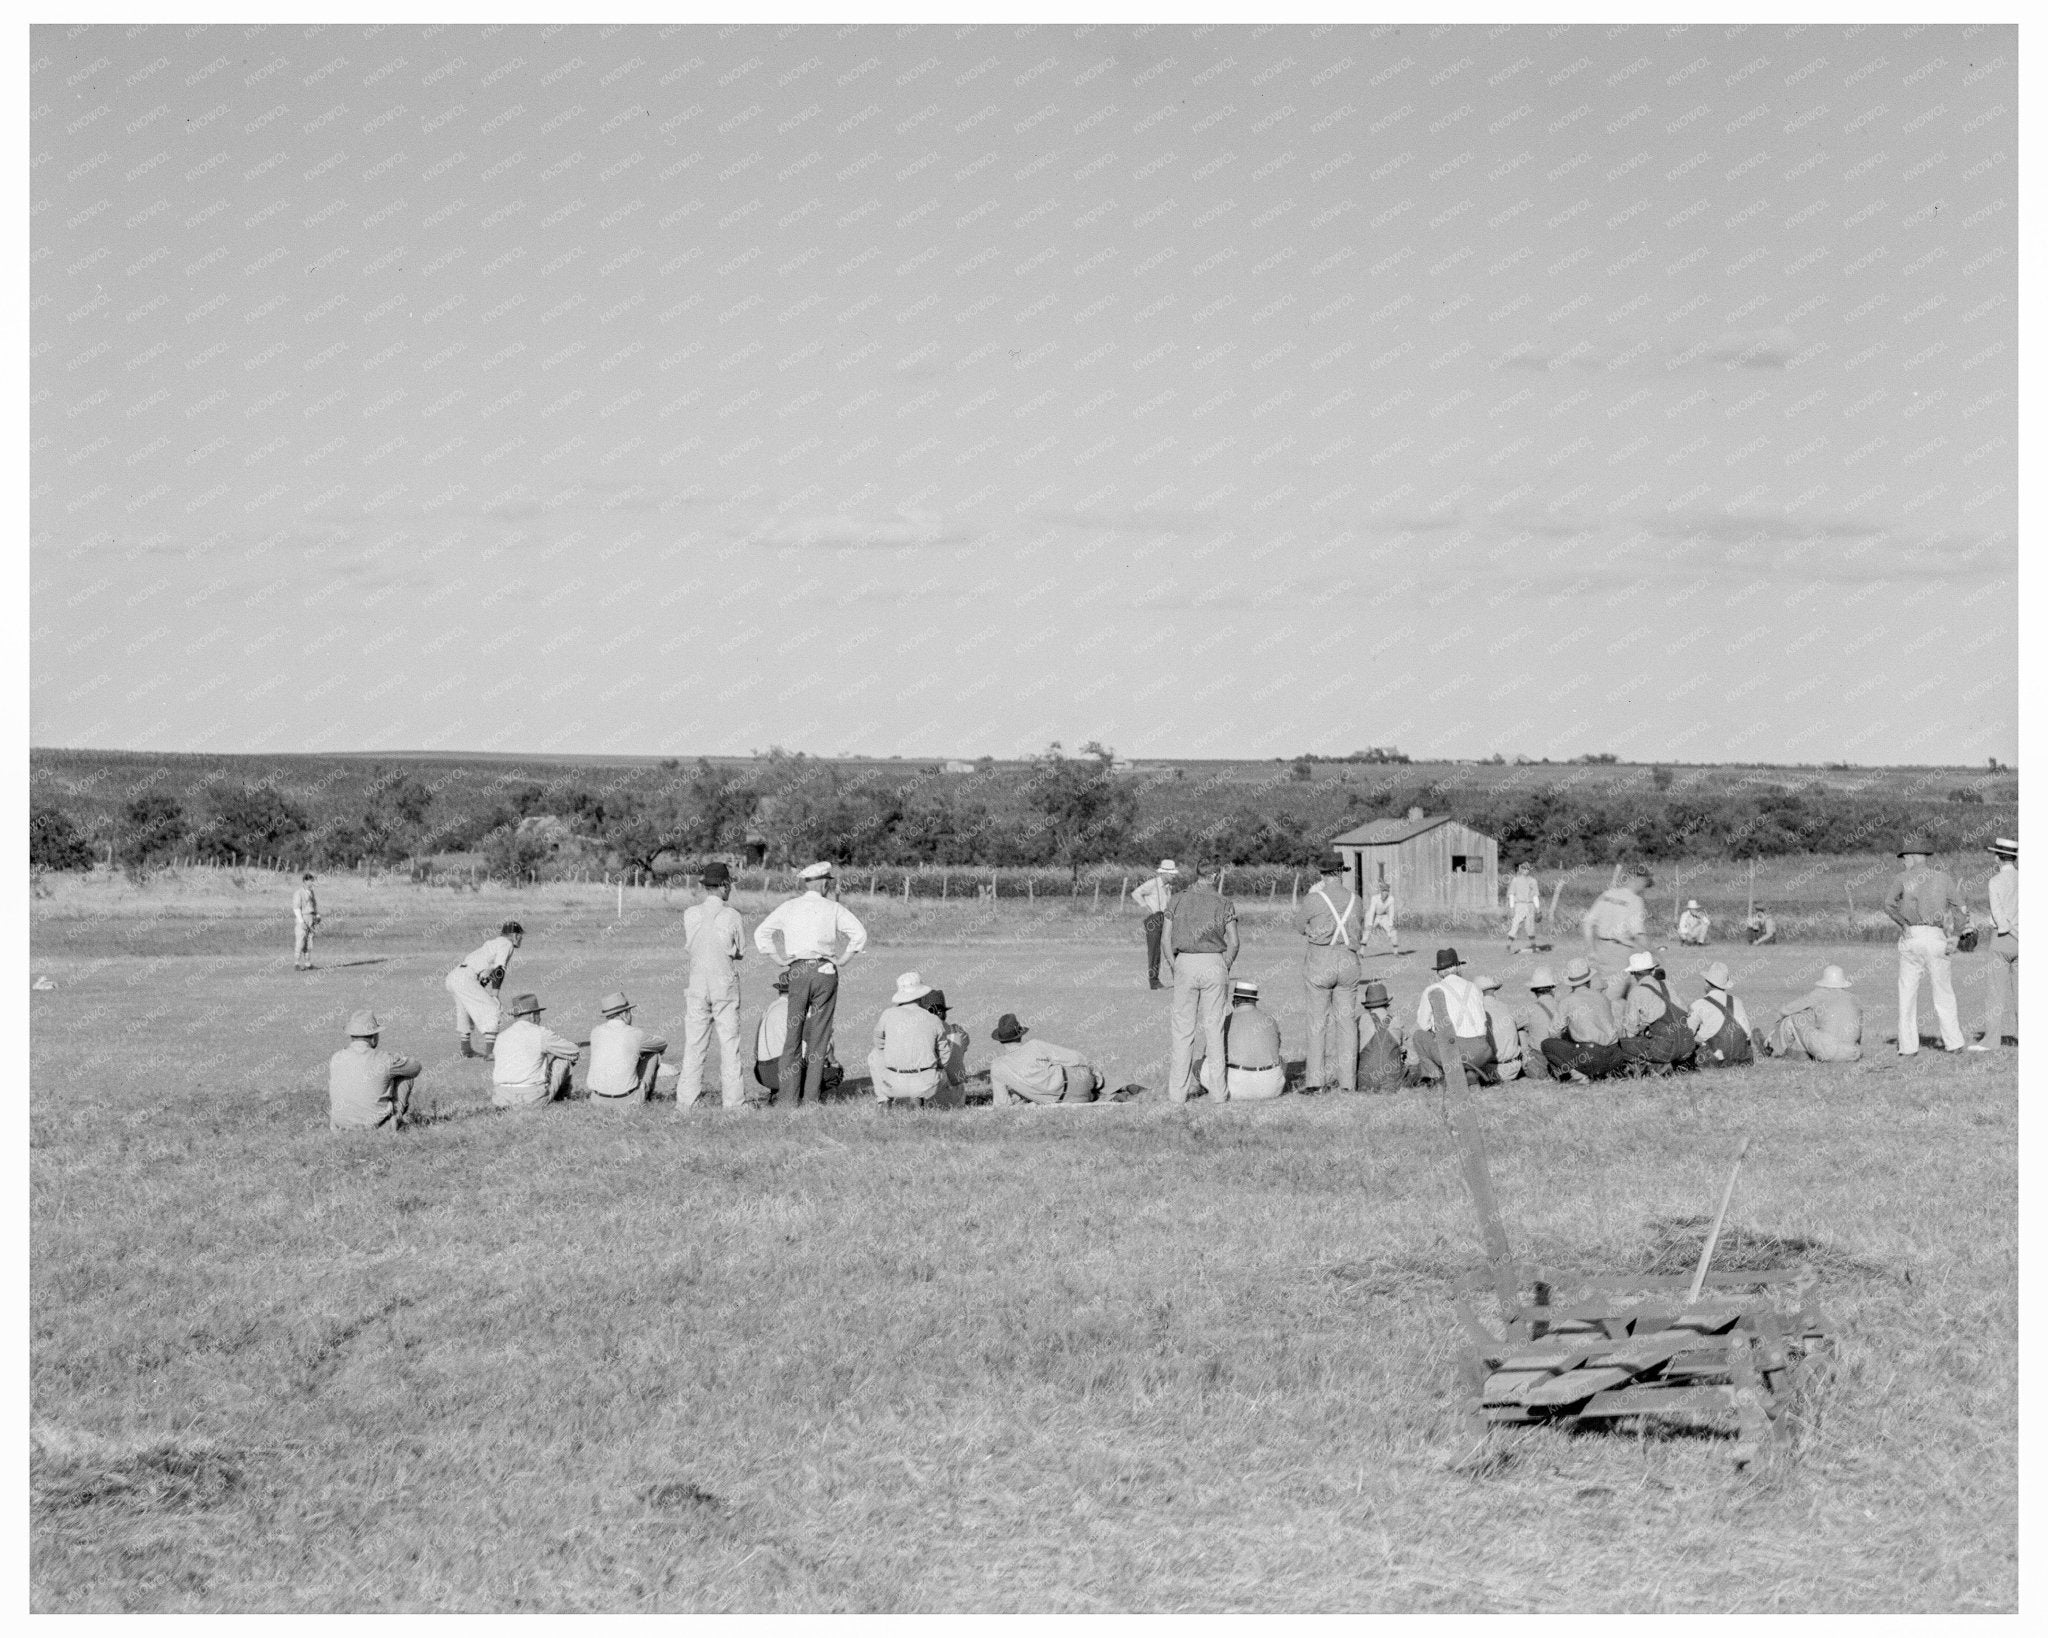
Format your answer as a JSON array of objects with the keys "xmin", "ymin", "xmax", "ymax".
[
  {"xmin": 680, "ymin": 861, "xmax": 747, "ymax": 1106},
  {"xmin": 754, "ymin": 860, "xmax": 868, "ymax": 1106},
  {"xmin": 1765, "ymin": 965, "xmax": 1864, "ymax": 1062},
  {"xmin": 1686, "ymin": 962, "xmax": 1755, "ymax": 1067},
  {"xmin": 1677, "ymin": 899, "xmax": 1711, "ymax": 946},
  {"xmin": 1540, "ymin": 957, "xmax": 1627, "ymax": 1081},
  {"xmin": 1883, "ymin": 835, "xmax": 1971, "ymax": 1055},
  {"xmin": 1970, "ymin": 837, "xmax": 2018, "ymax": 1051},
  {"xmin": 988, "ymin": 1013, "xmax": 1103, "ymax": 1106},
  {"xmin": 1581, "ymin": 864, "xmax": 1651, "ymax": 1003},
  {"xmin": 1355, "ymin": 980, "xmax": 1407, "ymax": 1093},
  {"xmin": 868, "ymin": 972, "xmax": 952, "ymax": 1107},
  {"xmin": 586, "ymin": 991, "xmax": 669, "ymax": 1105},
  {"xmin": 1412, "ymin": 947, "xmax": 1497, "ymax": 1084},
  {"xmin": 1132, "ymin": 859, "xmax": 1178, "ymax": 990},
  {"xmin": 1297, "ymin": 854, "xmax": 1361, "ymax": 1093},
  {"xmin": 1218, "ymin": 978, "xmax": 1286, "ymax": 1101},
  {"xmin": 328, "ymin": 1010, "xmax": 422, "ymax": 1131},
  {"xmin": 1162, "ymin": 860, "xmax": 1238, "ymax": 1104},
  {"xmin": 489, "ymin": 993, "xmax": 581, "ymax": 1108}
]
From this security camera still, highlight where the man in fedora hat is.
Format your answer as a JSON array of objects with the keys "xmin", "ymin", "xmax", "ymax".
[
  {"xmin": 1475, "ymin": 976, "xmax": 1524, "ymax": 1081},
  {"xmin": 1505, "ymin": 862, "xmax": 1543, "ymax": 953},
  {"xmin": 1582, "ymin": 865, "xmax": 1651, "ymax": 1002},
  {"xmin": 1541, "ymin": 958, "xmax": 1627, "ymax": 1081},
  {"xmin": 1355, "ymin": 979, "xmax": 1407, "ymax": 1092},
  {"xmin": 752, "ymin": 968, "xmax": 842, "ymax": 1104},
  {"xmin": 680, "ymin": 861, "xmax": 747, "ymax": 1107},
  {"xmin": 292, "ymin": 873, "xmax": 320, "ymax": 970},
  {"xmin": 445, "ymin": 920, "xmax": 525, "ymax": 1059},
  {"xmin": 1217, "ymin": 978, "xmax": 1286, "ymax": 1101},
  {"xmin": 1971, "ymin": 837, "xmax": 2018, "ymax": 1051},
  {"xmin": 1133, "ymin": 859, "xmax": 1178, "ymax": 989},
  {"xmin": 1297, "ymin": 854, "xmax": 1361, "ymax": 1093},
  {"xmin": 1517, "ymin": 967, "xmax": 1564, "ymax": 1080},
  {"xmin": 1766, "ymin": 965, "xmax": 1864, "ymax": 1062},
  {"xmin": 1883, "ymin": 836, "xmax": 1971, "ymax": 1054},
  {"xmin": 868, "ymin": 972, "xmax": 951, "ymax": 1106},
  {"xmin": 1686, "ymin": 962, "xmax": 1755, "ymax": 1067},
  {"xmin": 913, "ymin": 986, "xmax": 971, "ymax": 1107},
  {"xmin": 1618, "ymin": 950, "xmax": 1697, "ymax": 1070},
  {"xmin": 1677, "ymin": 899, "xmax": 1711, "ymax": 946},
  {"xmin": 754, "ymin": 861, "xmax": 867, "ymax": 1106},
  {"xmin": 489, "ymin": 993, "xmax": 581, "ymax": 1108},
  {"xmin": 1162, "ymin": 860, "xmax": 1238, "ymax": 1104},
  {"xmin": 1413, "ymin": 948, "xmax": 1496, "ymax": 1084},
  {"xmin": 328, "ymin": 1010, "xmax": 422, "ymax": 1131},
  {"xmin": 587, "ymin": 991, "xmax": 669, "ymax": 1104},
  {"xmin": 988, "ymin": 1013, "xmax": 1103, "ymax": 1106}
]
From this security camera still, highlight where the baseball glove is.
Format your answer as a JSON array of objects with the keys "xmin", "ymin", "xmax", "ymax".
[{"xmin": 1956, "ymin": 928, "xmax": 1980, "ymax": 953}]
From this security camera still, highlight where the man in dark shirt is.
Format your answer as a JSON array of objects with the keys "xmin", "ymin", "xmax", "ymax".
[{"xmin": 1162, "ymin": 864, "xmax": 1238, "ymax": 1103}]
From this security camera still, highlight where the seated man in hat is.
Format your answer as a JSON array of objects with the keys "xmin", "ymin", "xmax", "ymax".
[
  {"xmin": 1412, "ymin": 948, "xmax": 1497, "ymax": 1084},
  {"xmin": 1475, "ymin": 976, "xmax": 1524, "ymax": 1082},
  {"xmin": 586, "ymin": 991, "xmax": 669, "ymax": 1105},
  {"xmin": 1355, "ymin": 980, "xmax": 1407, "ymax": 1093},
  {"xmin": 1617, "ymin": 951, "xmax": 1698, "ymax": 1070},
  {"xmin": 988, "ymin": 1013, "xmax": 1102, "ymax": 1105},
  {"xmin": 1686, "ymin": 963, "xmax": 1755, "ymax": 1067},
  {"xmin": 752, "ymin": 970, "xmax": 842, "ymax": 1104},
  {"xmin": 1216, "ymin": 978, "xmax": 1286, "ymax": 1101},
  {"xmin": 869, "ymin": 972, "xmax": 953, "ymax": 1106},
  {"xmin": 1677, "ymin": 900, "xmax": 1711, "ymax": 945},
  {"xmin": 914, "ymin": 985, "xmax": 971, "ymax": 1108},
  {"xmin": 1541, "ymin": 958, "xmax": 1628, "ymax": 1081},
  {"xmin": 490, "ymin": 993, "xmax": 581, "ymax": 1109},
  {"xmin": 328, "ymin": 1010, "xmax": 423, "ymax": 1131},
  {"xmin": 1517, "ymin": 967, "xmax": 1565, "ymax": 1081},
  {"xmin": 1765, "ymin": 965, "xmax": 1864, "ymax": 1062}
]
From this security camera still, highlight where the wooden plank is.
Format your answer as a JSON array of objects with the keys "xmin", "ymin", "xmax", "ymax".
[
  {"xmin": 1498, "ymin": 1341, "xmax": 1607, "ymax": 1372},
  {"xmin": 1586, "ymin": 1334, "xmax": 1700, "ymax": 1373},
  {"xmin": 1522, "ymin": 1366, "xmax": 1638, "ymax": 1406},
  {"xmin": 1568, "ymin": 1269, "xmax": 1808, "ymax": 1292},
  {"xmin": 1575, "ymin": 1384, "xmax": 1739, "ymax": 1418},
  {"xmin": 1481, "ymin": 1369, "xmax": 1554, "ymax": 1405}
]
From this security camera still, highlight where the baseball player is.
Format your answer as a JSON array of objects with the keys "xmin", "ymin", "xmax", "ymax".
[
  {"xmin": 1505, "ymin": 863, "xmax": 1542, "ymax": 953},
  {"xmin": 292, "ymin": 873, "xmax": 320, "ymax": 970},
  {"xmin": 445, "ymin": 920, "xmax": 525, "ymax": 1058}
]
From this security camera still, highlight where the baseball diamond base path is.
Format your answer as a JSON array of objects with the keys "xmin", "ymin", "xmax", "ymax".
[{"xmin": 31, "ymin": 885, "xmax": 2015, "ymax": 1611}]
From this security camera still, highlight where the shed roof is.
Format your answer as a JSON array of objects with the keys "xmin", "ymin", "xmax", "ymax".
[{"xmin": 1331, "ymin": 814, "xmax": 1456, "ymax": 847}]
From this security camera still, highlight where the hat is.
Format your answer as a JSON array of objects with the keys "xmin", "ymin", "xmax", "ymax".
[
  {"xmin": 917, "ymin": 987, "xmax": 948, "ymax": 1016},
  {"xmin": 1231, "ymin": 979, "xmax": 1259, "ymax": 1000},
  {"xmin": 772, "ymin": 970, "xmax": 790, "ymax": 993},
  {"xmin": 798, "ymin": 860, "xmax": 834, "ymax": 881},
  {"xmin": 1156, "ymin": 858, "xmax": 1178, "ymax": 876},
  {"xmin": 508, "ymin": 992, "xmax": 543, "ymax": 1017},
  {"xmin": 599, "ymin": 990, "xmax": 632, "ymax": 1017},
  {"xmin": 1686, "ymin": 899, "xmax": 1700, "ymax": 910},
  {"xmin": 699, "ymin": 861, "xmax": 732, "ymax": 886},
  {"xmin": 501, "ymin": 920, "xmax": 524, "ymax": 937},
  {"xmin": 1897, "ymin": 836, "xmax": 1933, "ymax": 857},
  {"xmin": 346, "ymin": 1009, "xmax": 380, "ymax": 1037},
  {"xmin": 1701, "ymin": 961, "xmax": 1731, "ymax": 990},
  {"xmin": 1528, "ymin": 966, "xmax": 1556, "ymax": 990},
  {"xmin": 1816, "ymin": 964, "xmax": 1853, "ymax": 989},
  {"xmin": 1360, "ymin": 980, "xmax": 1390, "ymax": 1007},
  {"xmin": 302, "ymin": 872, "xmax": 315, "ymax": 881},
  {"xmin": 1433, "ymin": 947, "xmax": 1463, "ymax": 972},
  {"xmin": 891, "ymin": 972, "xmax": 932, "ymax": 1006},
  {"xmin": 1476, "ymin": 974, "xmax": 1501, "ymax": 993},
  {"xmin": 1989, "ymin": 837, "xmax": 2018, "ymax": 857},
  {"xmin": 991, "ymin": 1012, "xmax": 1026, "ymax": 1043},
  {"xmin": 1515, "ymin": 860, "xmax": 1532, "ymax": 870},
  {"xmin": 1626, "ymin": 950, "xmax": 1657, "ymax": 975},
  {"xmin": 1563, "ymin": 957, "xmax": 1593, "ymax": 986},
  {"xmin": 1319, "ymin": 855, "xmax": 1347, "ymax": 876}
]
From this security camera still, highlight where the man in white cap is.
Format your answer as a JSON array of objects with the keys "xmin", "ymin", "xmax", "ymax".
[
  {"xmin": 1686, "ymin": 962, "xmax": 1755, "ymax": 1067},
  {"xmin": 1363, "ymin": 874, "xmax": 1399, "ymax": 954},
  {"xmin": 754, "ymin": 861, "xmax": 868, "ymax": 1105},
  {"xmin": 868, "ymin": 972, "xmax": 951, "ymax": 1106},
  {"xmin": 1162, "ymin": 861, "xmax": 1238, "ymax": 1103},
  {"xmin": 1766, "ymin": 965, "xmax": 1863, "ymax": 1061},
  {"xmin": 292, "ymin": 873, "xmax": 320, "ymax": 970},
  {"xmin": 445, "ymin": 920, "xmax": 524, "ymax": 1058},
  {"xmin": 1297, "ymin": 854, "xmax": 1360, "ymax": 1093},
  {"xmin": 328, "ymin": 1010, "xmax": 422, "ymax": 1131},
  {"xmin": 1581, "ymin": 866, "xmax": 1650, "ymax": 1003},
  {"xmin": 1618, "ymin": 951, "xmax": 1696, "ymax": 1070},
  {"xmin": 988, "ymin": 1013, "xmax": 1102, "ymax": 1105},
  {"xmin": 1132, "ymin": 859, "xmax": 1178, "ymax": 989},
  {"xmin": 1677, "ymin": 900, "xmax": 1711, "ymax": 946},
  {"xmin": 1413, "ymin": 947, "xmax": 1496, "ymax": 1083},
  {"xmin": 680, "ymin": 862, "xmax": 746, "ymax": 1105},
  {"xmin": 490, "ymin": 992, "xmax": 581, "ymax": 1108},
  {"xmin": 1217, "ymin": 978, "xmax": 1286, "ymax": 1101},
  {"xmin": 1475, "ymin": 975, "xmax": 1523, "ymax": 1081},
  {"xmin": 587, "ymin": 991, "xmax": 669, "ymax": 1105},
  {"xmin": 1883, "ymin": 836, "xmax": 1970, "ymax": 1054},
  {"xmin": 1971, "ymin": 837, "xmax": 2018, "ymax": 1051},
  {"xmin": 1505, "ymin": 862, "xmax": 1543, "ymax": 953}
]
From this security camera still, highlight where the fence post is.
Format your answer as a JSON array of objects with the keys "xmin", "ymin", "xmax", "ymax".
[
  {"xmin": 941, "ymin": 870, "xmax": 948, "ymax": 900},
  {"xmin": 1094, "ymin": 880, "xmax": 1101, "ymax": 913},
  {"xmin": 1028, "ymin": 877, "xmax": 1034, "ymax": 904},
  {"xmin": 1120, "ymin": 874, "xmax": 1129, "ymax": 908}
]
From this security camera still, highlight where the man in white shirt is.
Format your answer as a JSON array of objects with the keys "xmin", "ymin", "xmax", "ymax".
[
  {"xmin": 1132, "ymin": 859, "xmax": 1177, "ymax": 990},
  {"xmin": 445, "ymin": 920, "xmax": 524, "ymax": 1058},
  {"xmin": 1364, "ymin": 878, "xmax": 1398, "ymax": 953},
  {"xmin": 1677, "ymin": 900, "xmax": 1712, "ymax": 945},
  {"xmin": 1971, "ymin": 837, "xmax": 2018, "ymax": 1050},
  {"xmin": 1505, "ymin": 863, "xmax": 1542, "ymax": 953},
  {"xmin": 1413, "ymin": 947, "xmax": 1496, "ymax": 1083},
  {"xmin": 679, "ymin": 862, "xmax": 746, "ymax": 1106},
  {"xmin": 869, "ymin": 972, "xmax": 950, "ymax": 1105},
  {"xmin": 490, "ymin": 993, "xmax": 580, "ymax": 1109},
  {"xmin": 586, "ymin": 991, "xmax": 669, "ymax": 1104},
  {"xmin": 1582, "ymin": 867, "xmax": 1651, "ymax": 1001},
  {"xmin": 292, "ymin": 873, "xmax": 320, "ymax": 970},
  {"xmin": 988, "ymin": 1013, "xmax": 1102, "ymax": 1105},
  {"xmin": 753, "ymin": 861, "xmax": 867, "ymax": 1106}
]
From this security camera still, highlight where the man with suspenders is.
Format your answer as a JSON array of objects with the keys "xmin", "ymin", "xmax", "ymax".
[{"xmin": 1297, "ymin": 855, "xmax": 1362, "ymax": 1094}]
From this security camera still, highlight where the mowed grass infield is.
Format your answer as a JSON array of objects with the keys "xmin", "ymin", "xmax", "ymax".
[{"xmin": 31, "ymin": 877, "xmax": 2017, "ymax": 1611}]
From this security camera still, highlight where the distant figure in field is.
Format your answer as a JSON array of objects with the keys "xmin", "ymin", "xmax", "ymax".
[
  {"xmin": 1971, "ymin": 837, "xmax": 2018, "ymax": 1051},
  {"xmin": 752, "ymin": 970, "xmax": 842, "ymax": 1104},
  {"xmin": 292, "ymin": 873, "xmax": 320, "ymax": 970},
  {"xmin": 1412, "ymin": 948, "xmax": 1496, "ymax": 1085},
  {"xmin": 1677, "ymin": 900, "xmax": 1711, "ymax": 946},
  {"xmin": 328, "ymin": 1010, "xmax": 421, "ymax": 1131},
  {"xmin": 1505, "ymin": 863, "xmax": 1543, "ymax": 953},
  {"xmin": 1618, "ymin": 951, "xmax": 1697, "ymax": 1071},
  {"xmin": 754, "ymin": 861, "xmax": 868, "ymax": 1106},
  {"xmin": 1363, "ymin": 878, "xmax": 1399, "ymax": 953},
  {"xmin": 1476, "ymin": 975, "xmax": 1523, "ymax": 1081},
  {"xmin": 1354, "ymin": 980, "xmax": 1407, "ymax": 1093},
  {"xmin": 1132, "ymin": 859, "xmax": 1177, "ymax": 991},
  {"xmin": 1582, "ymin": 867, "xmax": 1651, "ymax": 1002},
  {"xmin": 1297, "ymin": 855, "xmax": 1361, "ymax": 1094},
  {"xmin": 869, "ymin": 972, "xmax": 957, "ymax": 1108},
  {"xmin": 586, "ymin": 991, "xmax": 668, "ymax": 1105},
  {"xmin": 1744, "ymin": 906, "xmax": 1778, "ymax": 946},
  {"xmin": 1884, "ymin": 836, "xmax": 1971, "ymax": 1056},
  {"xmin": 490, "ymin": 993, "xmax": 580, "ymax": 1109},
  {"xmin": 1765, "ymin": 964, "xmax": 1864, "ymax": 1062},
  {"xmin": 679, "ymin": 862, "xmax": 746, "ymax": 1107},
  {"xmin": 1686, "ymin": 962, "xmax": 1755, "ymax": 1068},
  {"xmin": 446, "ymin": 920, "xmax": 524, "ymax": 1058},
  {"xmin": 988, "ymin": 1013, "xmax": 1103, "ymax": 1105},
  {"xmin": 1163, "ymin": 862, "xmax": 1238, "ymax": 1104},
  {"xmin": 1218, "ymin": 978, "xmax": 1286, "ymax": 1101},
  {"xmin": 1541, "ymin": 958, "xmax": 1627, "ymax": 1081},
  {"xmin": 1517, "ymin": 968, "xmax": 1564, "ymax": 1080}
]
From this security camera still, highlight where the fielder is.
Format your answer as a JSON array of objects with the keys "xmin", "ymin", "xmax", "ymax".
[
  {"xmin": 1363, "ymin": 877, "xmax": 1399, "ymax": 953},
  {"xmin": 445, "ymin": 920, "xmax": 524, "ymax": 1058},
  {"xmin": 1505, "ymin": 862, "xmax": 1542, "ymax": 953},
  {"xmin": 292, "ymin": 873, "xmax": 320, "ymax": 970},
  {"xmin": 679, "ymin": 862, "xmax": 746, "ymax": 1106}
]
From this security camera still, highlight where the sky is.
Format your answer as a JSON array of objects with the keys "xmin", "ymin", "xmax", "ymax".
[{"xmin": 29, "ymin": 20, "xmax": 2018, "ymax": 764}]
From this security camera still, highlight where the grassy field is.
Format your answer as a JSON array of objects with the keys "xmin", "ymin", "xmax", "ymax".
[{"xmin": 31, "ymin": 879, "xmax": 2016, "ymax": 1611}]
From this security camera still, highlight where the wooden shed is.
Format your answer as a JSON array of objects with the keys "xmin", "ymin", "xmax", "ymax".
[{"xmin": 1331, "ymin": 808, "xmax": 1499, "ymax": 913}]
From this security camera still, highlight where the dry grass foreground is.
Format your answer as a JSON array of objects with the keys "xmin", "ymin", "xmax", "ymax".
[{"xmin": 31, "ymin": 880, "xmax": 2017, "ymax": 1610}]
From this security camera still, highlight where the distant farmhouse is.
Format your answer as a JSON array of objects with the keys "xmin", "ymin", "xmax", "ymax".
[
  {"xmin": 1331, "ymin": 808, "xmax": 1499, "ymax": 913},
  {"xmin": 942, "ymin": 759, "xmax": 976, "ymax": 774}
]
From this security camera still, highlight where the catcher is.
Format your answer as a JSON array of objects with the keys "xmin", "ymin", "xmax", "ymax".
[{"xmin": 445, "ymin": 920, "xmax": 524, "ymax": 1058}]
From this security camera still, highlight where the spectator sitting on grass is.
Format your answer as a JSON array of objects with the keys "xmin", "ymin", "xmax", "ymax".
[
  {"xmin": 491, "ymin": 994, "xmax": 580, "ymax": 1109},
  {"xmin": 1765, "ymin": 965, "xmax": 1864, "ymax": 1062},
  {"xmin": 1687, "ymin": 962, "xmax": 1756, "ymax": 1067},
  {"xmin": 988, "ymin": 1013, "xmax": 1102, "ymax": 1105}
]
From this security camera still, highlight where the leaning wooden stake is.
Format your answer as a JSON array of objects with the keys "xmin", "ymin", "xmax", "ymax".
[
  {"xmin": 1688, "ymin": 1136, "xmax": 1752, "ymax": 1305},
  {"xmin": 1431, "ymin": 989, "xmax": 1515, "ymax": 1313},
  {"xmin": 1746, "ymin": 860, "xmax": 1756, "ymax": 920}
]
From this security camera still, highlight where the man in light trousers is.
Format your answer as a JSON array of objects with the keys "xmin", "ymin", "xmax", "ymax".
[
  {"xmin": 1971, "ymin": 837, "xmax": 2018, "ymax": 1050},
  {"xmin": 1162, "ymin": 863, "xmax": 1238, "ymax": 1103},
  {"xmin": 1298, "ymin": 854, "xmax": 1361, "ymax": 1093},
  {"xmin": 1883, "ymin": 835, "xmax": 1970, "ymax": 1055},
  {"xmin": 679, "ymin": 861, "xmax": 747, "ymax": 1105}
]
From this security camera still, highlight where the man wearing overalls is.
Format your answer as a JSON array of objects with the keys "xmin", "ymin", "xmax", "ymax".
[{"xmin": 1297, "ymin": 854, "xmax": 1361, "ymax": 1094}]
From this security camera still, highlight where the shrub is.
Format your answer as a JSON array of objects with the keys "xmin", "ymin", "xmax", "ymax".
[{"xmin": 30, "ymin": 804, "xmax": 95, "ymax": 871}]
